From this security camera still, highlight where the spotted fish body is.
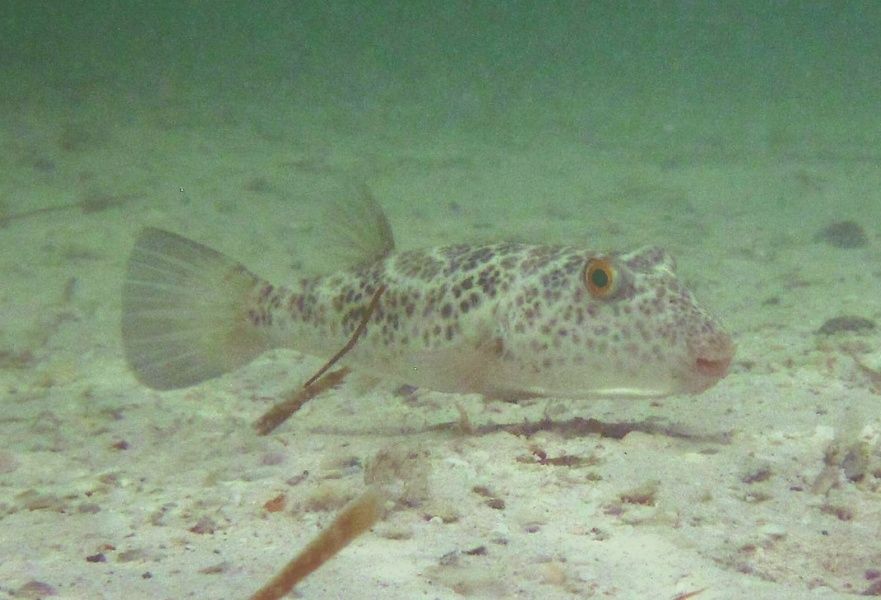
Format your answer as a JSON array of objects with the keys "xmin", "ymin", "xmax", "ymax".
[{"xmin": 123, "ymin": 200, "xmax": 734, "ymax": 399}]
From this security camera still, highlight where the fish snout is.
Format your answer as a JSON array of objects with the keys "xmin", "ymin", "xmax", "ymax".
[{"xmin": 687, "ymin": 329, "xmax": 736, "ymax": 392}]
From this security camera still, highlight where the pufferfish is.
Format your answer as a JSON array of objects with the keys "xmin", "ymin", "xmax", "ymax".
[{"xmin": 121, "ymin": 189, "xmax": 734, "ymax": 399}]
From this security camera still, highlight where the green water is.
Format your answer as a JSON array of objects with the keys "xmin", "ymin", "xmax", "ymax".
[{"xmin": 2, "ymin": 1, "xmax": 878, "ymax": 163}]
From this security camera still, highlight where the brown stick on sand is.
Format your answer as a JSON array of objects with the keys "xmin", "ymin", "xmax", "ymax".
[
  {"xmin": 253, "ymin": 283, "xmax": 387, "ymax": 435},
  {"xmin": 250, "ymin": 486, "xmax": 385, "ymax": 600},
  {"xmin": 303, "ymin": 283, "xmax": 387, "ymax": 388},
  {"xmin": 253, "ymin": 367, "xmax": 350, "ymax": 435}
]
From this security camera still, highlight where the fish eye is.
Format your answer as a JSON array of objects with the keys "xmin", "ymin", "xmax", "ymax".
[{"xmin": 584, "ymin": 257, "xmax": 617, "ymax": 299}]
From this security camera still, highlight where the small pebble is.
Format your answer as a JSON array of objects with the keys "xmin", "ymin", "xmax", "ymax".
[
  {"xmin": 863, "ymin": 580, "xmax": 881, "ymax": 595},
  {"xmin": 815, "ymin": 221, "xmax": 868, "ymax": 248},
  {"xmin": 16, "ymin": 581, "xmax": 58, "ymax": 598},
  {"xmin": 816, "ymin": 316, "xmax": 876, "ymax": 335},
  {"xmin": 243, "ymin": 176, "xmax": 271, "ymax": 193}
]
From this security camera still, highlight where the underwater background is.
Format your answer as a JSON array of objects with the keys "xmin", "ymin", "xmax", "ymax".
[
  {"xmin": 4, "ymin": 1, "xmax": 879, "ymax": 162},
  {"xmin": 1, "ymin": 2, "xmax": 880, "ymax": 598}
]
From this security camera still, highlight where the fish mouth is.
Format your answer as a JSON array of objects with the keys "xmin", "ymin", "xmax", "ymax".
[
  {"xmin": 695, "ymin": 355, "xmax": 733, "ymax": 379},
  {"xmin": 685, "ymin": 333, "xmax": 736, "ymax": 393}
]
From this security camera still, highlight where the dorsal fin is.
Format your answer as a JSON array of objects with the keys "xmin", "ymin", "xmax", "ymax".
[{"xmin": 322, "ymin": 181, "xmax": 395, "ymax": 269}]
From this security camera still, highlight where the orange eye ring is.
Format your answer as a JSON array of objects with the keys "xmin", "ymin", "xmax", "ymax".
[{"xmin": 584, "ymin": 257, "xmax": 617, "ymax": 299}]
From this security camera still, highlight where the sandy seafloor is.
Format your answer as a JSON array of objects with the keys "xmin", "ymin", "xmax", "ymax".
[{"xmin": 2, "ymin": 18, "xmax": 881, "ymax": 600}]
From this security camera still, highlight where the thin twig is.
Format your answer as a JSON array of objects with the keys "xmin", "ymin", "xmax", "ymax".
[
  {"xmin": 253, "ymin": 367, "xmax": 350, "ymax": 435},
  {"xmin": 254, "ymin": 282, "xmax": 387, "ymax": 435},
  {"xmin": 304, "ymin": 284, "xmax": 386, "ymax": 388},
  {"xmin": 250, "ymin": 486, "xmax": 385, "ymax": 600}
]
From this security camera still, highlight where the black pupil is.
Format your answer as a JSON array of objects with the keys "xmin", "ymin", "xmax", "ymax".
[{"xmin": 591, "ymin": 268, "xmax": 609, "ymax": 288}]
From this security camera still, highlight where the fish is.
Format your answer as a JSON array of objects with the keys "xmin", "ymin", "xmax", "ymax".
[{"xmin": 121, "ymin": 189, "xmax": 734, "ymax": 399}]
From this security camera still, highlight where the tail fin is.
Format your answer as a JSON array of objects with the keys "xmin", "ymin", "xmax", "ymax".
[{"xmin": 122, "ymin": 228, "xmax": 272, "ymax": 390}]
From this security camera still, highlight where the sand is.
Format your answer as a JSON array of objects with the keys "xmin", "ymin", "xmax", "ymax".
[{"xmin": 2, "ymin": 4, "xmax": 881, "ymax": 599}]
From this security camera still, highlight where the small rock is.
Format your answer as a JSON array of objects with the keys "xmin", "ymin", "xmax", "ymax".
[
  {"xmin": 816, "ymin": 316, "xmax": 876, "ymax": 335},
  {"xmin": 815, "ymin": 220, "xmax": 868, "ymax": 248},
  {"xmin": 17, "ymin": 581, "xmax": 58, "ymax": 598}
]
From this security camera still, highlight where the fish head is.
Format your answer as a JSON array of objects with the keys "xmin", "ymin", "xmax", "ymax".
[{"xmin": 494, "ymin": 245, "xmax": 735, "ymax": 399}]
